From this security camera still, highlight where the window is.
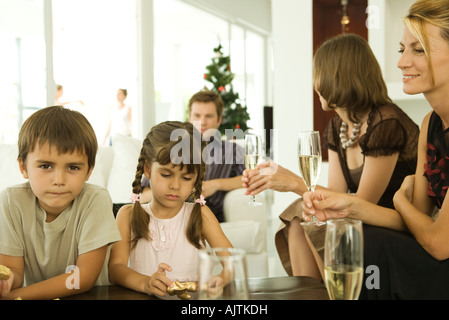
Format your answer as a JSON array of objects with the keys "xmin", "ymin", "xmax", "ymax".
[
  {"xmin": 0, "ymin": 0, "xmax": 268, "ymax": 144},
  {"xmin": 153, "ymin": 0, "xmax": 267, "ymax": 130},
  {"xmin": 52, "ymin": 0, "xmax": 138, "ymax": 143},
  {"xmin": 0, "ymin": 0, "xmax": 46, "ymax": 144}
]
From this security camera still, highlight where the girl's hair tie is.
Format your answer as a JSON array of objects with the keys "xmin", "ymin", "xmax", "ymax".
[
  {"xmin": 130, "ymin": 193, "xmax": 141, "ymax": 204},
  {"xmin": 194, "ymin": 194, "xmax": 206, "ymax": 206}
]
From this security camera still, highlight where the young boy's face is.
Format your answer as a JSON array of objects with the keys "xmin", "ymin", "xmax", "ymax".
[{"xmin": 18, "ymin": 141, "xmax": 93, "ymax": 221}]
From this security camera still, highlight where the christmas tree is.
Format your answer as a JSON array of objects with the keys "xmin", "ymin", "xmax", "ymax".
[{"xmin": 203, "ymin": 44, "xmax": 250, "ymax": 135}]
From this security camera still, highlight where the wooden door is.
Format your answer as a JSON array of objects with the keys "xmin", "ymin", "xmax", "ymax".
[{"xmin": 313, "ymin": 0, "xmax": 368, "ymax": 160}]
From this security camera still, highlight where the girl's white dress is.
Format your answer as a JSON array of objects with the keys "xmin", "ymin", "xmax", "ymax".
[{"xmin": 129, "ymin": 202, "xmax": 201, "ymax": 283}]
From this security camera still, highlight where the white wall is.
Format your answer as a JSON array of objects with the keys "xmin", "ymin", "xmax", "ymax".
[
  {"xmin": 271, "ymin": 0, "xmax": 314, "ymax": 214},
  {"xmin": 181, "ymin": 0, "xmax": 271, "ymax": 35},
  {"xmin": 137, "ymin": 0, "xmax": 156, "ymax": 139}
]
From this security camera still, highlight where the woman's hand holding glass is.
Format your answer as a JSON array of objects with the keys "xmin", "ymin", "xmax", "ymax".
[
  {"xmin": 244, "ymin": 134, "xmax": 264, "ymax": 206},
  {"xmin": 242, "ymin": 161, "xmax": 302, "ymax": 196},
  {"xmin": 301, "ymin": 189, "xmax": 355, "ymax": 223}
]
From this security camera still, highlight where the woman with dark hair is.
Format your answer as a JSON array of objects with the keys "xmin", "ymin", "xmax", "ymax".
[{"xmin": 243, "ymin": 33, "xmax": 419, "ymax": 281}]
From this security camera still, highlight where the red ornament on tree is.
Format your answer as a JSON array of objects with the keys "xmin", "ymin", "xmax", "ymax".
[{"xmin": 218, "ymin": 86, "xmax": 225, "ymax": 92}]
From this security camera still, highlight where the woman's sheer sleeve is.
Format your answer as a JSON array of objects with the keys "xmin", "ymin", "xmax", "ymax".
[{"xmin": 360, "ymin": 118, "xmax": 407, "ymax": 157}]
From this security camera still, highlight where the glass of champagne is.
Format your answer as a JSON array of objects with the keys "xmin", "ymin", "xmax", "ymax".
[
  {"xmin": 244, "ymin": 133, "xmax": 263, "ymax": 206},
  {"xmin": 297, "ymin": 131, "xmax": 325, "ymax": 226},
  {"xmin": 324, "ymin": 218, "xmax": 364, "ymax": 300}
]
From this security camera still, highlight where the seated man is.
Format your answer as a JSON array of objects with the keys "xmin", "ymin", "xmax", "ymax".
[{"xmin": 141, "ymin": 90, "xmax": 245, "ymax": 222}]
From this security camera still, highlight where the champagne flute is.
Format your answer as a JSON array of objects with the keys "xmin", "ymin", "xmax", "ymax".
[
  {"xmin": 297, "ymin": 131, "xmax": 325, "ymax": 226},
  {"xmin": 244, "ymin": 133, "xmax": 263, "ymax": 206},
  {"xmin": 324, "ymin": 218, "xmax": 364, "ymax": 300}
]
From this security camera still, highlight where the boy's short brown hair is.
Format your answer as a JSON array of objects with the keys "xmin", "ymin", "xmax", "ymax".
[
  {"xmin": 188, "ymin": 90, "xmax": 224, "ymax": 120},
  {"xmin": 18, "ymin": 106, "xmax": 98, "ymax": 170}
]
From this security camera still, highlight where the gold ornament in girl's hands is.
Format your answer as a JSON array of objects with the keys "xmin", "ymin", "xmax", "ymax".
[
  {"xmin": 0, "ymin": 265, "xmax": 11, "ymax": 280},
  {"xmin": 167, "ymin": 280, "xmax": 198, "ymax": 300}
]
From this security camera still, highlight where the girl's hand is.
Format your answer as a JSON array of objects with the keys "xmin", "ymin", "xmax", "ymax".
[
  {"xmin": 145, "ymin": 263, "xmax": 173, "ymax": 296},
  {"xmin": 205, "ymin": 276, "xmax": 225, "ymax": 298},
  {"xmin": 301, "ymin": 189, "xmax": 355, "ymax": 222},
  {"xmin": 242, "ymin": 161, "xmax": 299, "ymax": 195}
]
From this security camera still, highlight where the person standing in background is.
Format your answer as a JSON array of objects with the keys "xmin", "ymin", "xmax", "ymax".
[
  {"xmin": 54, "ymin": 84, "xmax": 84, "ymax": 107},
  {"xmin": 102, "ymin": 88, "xmax": 132, "ymax": 146}
]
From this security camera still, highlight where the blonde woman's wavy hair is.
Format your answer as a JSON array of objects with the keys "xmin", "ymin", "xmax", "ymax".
[{"xmin": 404, "ymin": 0, "xmax": 449, "ymax": 86}]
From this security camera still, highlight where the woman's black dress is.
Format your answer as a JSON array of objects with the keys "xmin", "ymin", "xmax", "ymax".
[{"xmin": 360, "ymin": 112, "xmax": 449, "ymax": 300}]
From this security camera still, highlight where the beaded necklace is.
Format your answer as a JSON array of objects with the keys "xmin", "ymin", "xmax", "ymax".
[{"xmin": 340, "ymin": 121, "xmax": 361, "ymax": 149}]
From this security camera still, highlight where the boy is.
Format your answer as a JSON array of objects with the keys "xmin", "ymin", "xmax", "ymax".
[{"xmin": 0, "ymin": 106, "xmax": 121, "ymax": 300}]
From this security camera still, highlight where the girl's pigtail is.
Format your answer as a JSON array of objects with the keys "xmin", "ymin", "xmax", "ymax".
[
  {"xmin": 130, "ymin": 151, "xmax": 150, "ymax": 249},
  {"xmin": 186, "ymin": 184, "xmax": 205, "ymax": 249}
]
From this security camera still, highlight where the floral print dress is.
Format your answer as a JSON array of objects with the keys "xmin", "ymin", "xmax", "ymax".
[{"xmin": 424, "ymin": 112, "xmax": 449, "ymax": 208}]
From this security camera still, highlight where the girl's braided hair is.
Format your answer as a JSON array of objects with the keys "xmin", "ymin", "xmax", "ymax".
[{"xmin": 129, "ymin": 121, "xmax": 207, "ymax": 249}]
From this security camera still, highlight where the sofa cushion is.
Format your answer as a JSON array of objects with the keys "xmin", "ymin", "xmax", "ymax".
[
  {"xmin": 106, "ymin": 135, "xmax": 142, "ymax": 203},
  {"xmin": 89, "ymin": 147, "xmax": 114, "ymax": 188},
  {"xmin": 219, "ymin": 220, "xmax": 265, "ymax": 254}
]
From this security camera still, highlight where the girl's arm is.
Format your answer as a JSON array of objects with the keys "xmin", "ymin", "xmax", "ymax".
[
  {"xmin": 108, "ymin": 205, "xmax": 172, "ymax": 296},
  {"xmin": 201, "ymin": 206, "xmax": 232, "ymax": 249},
  {"xmin": 200, "ymin": 206, "xmax": 233, "ymax": 292}
]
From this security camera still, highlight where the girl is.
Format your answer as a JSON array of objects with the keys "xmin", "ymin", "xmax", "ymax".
[
  {"xmin": 243, "ymin": 34, "xmax": 419, "ymax": 280},
  {"xmin": 303, "ymin": 0, "xmax": 449, "ymax": 299},
  {"xmin": 108, "ymin": 121, "xmax": 232, "ymax": 298}
]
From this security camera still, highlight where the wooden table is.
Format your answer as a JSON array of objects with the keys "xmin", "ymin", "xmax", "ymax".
[{"xmin": 63, "ymin": 276, "xmax": 328, "ymax": 300}]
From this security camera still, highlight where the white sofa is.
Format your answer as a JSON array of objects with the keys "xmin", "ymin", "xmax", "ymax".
[{"xmin": 0, "ymin": 135, "xmax": 268, "ymax": 278}]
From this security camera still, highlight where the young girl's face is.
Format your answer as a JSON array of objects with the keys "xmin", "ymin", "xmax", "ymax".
[
  {"xmin": 147, "ymin": 161, "xmax": 197, "ymax": 214},
  {"xmin": 18, "ymin": 141, "xmax": 93, "ymax": 221}
]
